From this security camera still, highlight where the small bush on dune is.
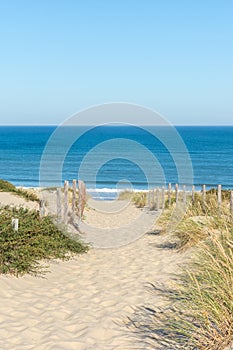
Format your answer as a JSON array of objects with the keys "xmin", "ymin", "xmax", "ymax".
[
  {"xmin": 156, "ymin": 190, "xmax": 233, "ymax": 250},
  {"xmin": 0, "ymin": 179, "xmax": 39, "ymax": 202},
  {"xmin": 0, "ymin": 179, "xmax": 16, "ymax": 192},
  {"xmin": 0, "ymin": 206, "xmax": 88, "ymax": 276},
  {"xmin": 132, "ymin": 192, "xmax": 147, "ymax": 208},
  {"xmin": 118, "ymin": 190, "xmax": 134, "ymax": 201},
  {"xmin": 117, "ymin": 190, "xmax": 147, "ymax": 207}
]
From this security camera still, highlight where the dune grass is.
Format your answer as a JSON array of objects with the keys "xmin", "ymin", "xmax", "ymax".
[
  {"xmin": 118, "ymin": 190, "xmax": 147, "ymax": 207},
  {"xmin": 132, "ymin": 192, "xmax": 147, "ymax": 208},
  {"xmin": 128, "ymin": 189, "xmax": 233, "ymax": 350},
  {"xmin": 154, "ymin": 189, "xmax": 233, "ymax": 250},
  {"xmin": 117, "ymin": 190, "xmax": 134, "ymax": 200},
  {"xmin": 0, "ymin": 206, "xmax": 88, "ymax": 276},
  {"xmin": 0, "ymin": 179, "xmax": 39, "ymax": 202}
]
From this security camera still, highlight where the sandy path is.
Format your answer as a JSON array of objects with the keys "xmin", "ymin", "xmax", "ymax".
[
  {"xmin": 0, "ymin": 194, "xmax": 187, "ymax": 349},
  {"xmin": 0, "ymin": 192, "xmax": 39, "ymax": 211},
  {"xmin": 80, "ymin": 199, "xmax": 160, "ymax": 248},
  {"xmin": 0, "ymin": 234, "xmax": 185, "ymax": 350}
]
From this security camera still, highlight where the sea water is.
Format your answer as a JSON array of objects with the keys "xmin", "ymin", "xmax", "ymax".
[{"xmin": 0, "ymin": 125, "xmax": 233, "ymax": 199}]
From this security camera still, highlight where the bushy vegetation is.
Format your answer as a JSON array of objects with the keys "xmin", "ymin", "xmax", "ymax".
[
  {"xmin": 118, "ymin": 190, "xmax": 147, "ymax": 208},
  {"xmin": 0, "ymin": 179, "xmax": 39, "ymax": 202},
  {"xmin": 0, "ymin": 206, "xmax": 88, "ymax": 276},
  {"xmin": 132, "ymin": 192, "xmax": 147, "ymax": 208},
  {"xmin": 118, "ymin": 190, "xmax": 134, "ymax": 200},
  {"xmin": 128, "ymin": 189, "xmax": 233, "ymax": 350},
  {"xmin": 157, "ymin": 190, "xmax": 233, "ymax": 250}
]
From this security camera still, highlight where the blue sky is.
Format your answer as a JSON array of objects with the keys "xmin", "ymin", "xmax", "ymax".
[{"xmin": 0, "ymin": 0, "xmax": 232, "ymax": 125}]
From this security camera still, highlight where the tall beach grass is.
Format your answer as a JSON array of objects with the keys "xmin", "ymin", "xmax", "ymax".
[{"xmin": 128, "ymin": 189, "xmax": 233, "ymax": 350}]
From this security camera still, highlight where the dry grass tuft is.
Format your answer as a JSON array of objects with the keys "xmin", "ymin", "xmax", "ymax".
[{"xmin": 128, "ymin": 189, "xmax": 233, "ymax": 350}]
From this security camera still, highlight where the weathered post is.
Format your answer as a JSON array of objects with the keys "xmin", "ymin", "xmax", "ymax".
[
  {"xmin": 175, "ymin": 184, "xmax": 179, "ymax": 204},
  {"xmin": 162, "ymin": 186, "xmax": 165, "ymax": 210},
  {"xmin": 202, "ymin": 184, "xmax": 206, "ymax": 212},
  {"xmin": 156, "ymin": 188, "xmax": 160, "ymax": 210},
  {"xmin": 39, "ymin": 200, "xmax": 45, "ymax": 218},
  {"xmin": 57, "ymin": 188, "xmax": 62, "ymax": 224},
  {"xmin": 11, "ymin": 218, "xmax": 19, "ymax": 231},
  {"xmin": 151, "ymin": 189, "xmax": 155, "ymax": 210},
  {"xmin": 147, "ymin": 190, "xmax": 151, "ymax": 209},
  {"xmin": 78, "ymin": 180, "xmax": 86, "ymax": 221},
  {"xmin": 168, "ymin": 183, "xmax": 171, "ymax": 207},
  {"xmin": 64, "ymin": 180, "xmax": 69, "ymax": 224},
  {"xmin": 218, "ymin": 184, "xmax": 222, "ymax": 216},
  {"xmin": 72, "ymin": 179, "xmax": 77, "ymax": 222}
]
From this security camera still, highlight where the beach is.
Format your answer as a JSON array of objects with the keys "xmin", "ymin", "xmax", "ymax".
[
  {"xmin": 0, "ymin": 191, "xmax": 188, "ymax": 350},
  {"xmin": 1, "ymin": 1, "xmax": 232, "ymax": 348}
]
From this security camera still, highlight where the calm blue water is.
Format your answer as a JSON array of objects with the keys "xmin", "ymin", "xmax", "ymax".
[{"xmin": 0, "ymin": 126, "xmax": 233, "ymax": 198}]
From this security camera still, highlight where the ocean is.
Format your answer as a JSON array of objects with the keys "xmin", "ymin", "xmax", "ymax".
[{"xmin": 0, "ymin": 126, "xmax": 233, "ymax": 199}]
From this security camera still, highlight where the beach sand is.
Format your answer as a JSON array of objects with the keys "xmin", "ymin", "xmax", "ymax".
[
  {"xmin": 1, "ymin": 192, "xmax": 228, "ymax": 349},
  {"xmin": 0, "ymin": 192, "xmax": 39, "ymax": 211}
]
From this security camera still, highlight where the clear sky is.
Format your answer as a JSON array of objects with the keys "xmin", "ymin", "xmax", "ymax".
[{"xmin": 0, "ymin": 0, "xmax": 232, "ymax": 125}]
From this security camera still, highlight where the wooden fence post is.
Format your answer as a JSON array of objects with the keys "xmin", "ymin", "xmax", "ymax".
[
  {"xmin": 64, "ymin": 180, "xmax": 69, "ymax": 224},
  {"xmin": 11, "ymin": 218, "xmax": 19, "ymax": 231},
  {"xmin": 175, "ymin": 184, "xmax": 179, "ymax": 204},
  {"xmin": 147, "ymin": 190, "xmax": 151, "ymax": 209},
  {"xmin": 202, "ymin": 184, "xmax": 206, "ymax": 212},
  {"xmin": 39, "ymin": 200, "xmax": 45, "ymax": 218},
  {"xmin": 151, "ymin": 189, "xmax": 155, "ymax": 210},
  {"xmin": 72, "ymin": 179, "xmax": 77, "ymax": 222},
  {"xmin": 218, "ymin": 184, "xmax": 222, "ymax": 215},
  {"xmin": 156, "ymin": 188, "xmax": 160, "ymax": 210},
  {"xmin": 168, "ymin": 183, "xmax": 171, "ymax": 207},
  {"xmin": 57, "ymin": 188, "xmax": 62, "ymax": 224},
  {"xmin": 162, "ymin": 186, "xmax": 165, "ymax": 209},
  {"xmin": 78, "ymin": 180, "xmax": 86, "ymax": 221}
]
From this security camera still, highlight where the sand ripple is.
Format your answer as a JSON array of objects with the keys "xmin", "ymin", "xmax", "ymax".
[{"xmin": 0, "ymin": 195, "xmax": 186, "ymax": 349}]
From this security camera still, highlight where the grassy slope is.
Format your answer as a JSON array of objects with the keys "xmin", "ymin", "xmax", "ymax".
[
  {"xmin": 0, "ymin": 179, "xmax": 39, "ymax": 202},
  {"xmin": 0, "ymin": 206, "xmax": 88, "ymax": 276},
  {"xmin": 129, "ymin": 190, "xmax": 233, "ymax": 350}
]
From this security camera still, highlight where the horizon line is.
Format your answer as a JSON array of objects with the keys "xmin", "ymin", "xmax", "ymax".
[{"xmin": 0, "ymin": 124, "xmax": 233, "ymax": 127}]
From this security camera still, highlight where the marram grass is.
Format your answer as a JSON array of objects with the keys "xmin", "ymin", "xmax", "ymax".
[
  {"xmin": 0, "ymin": 179, "xmax": 39, "ymax": 202},
  {"xmin": 128, "ymin": 190, "xmax": 233, "ymax": 350},
  {"xmin": 156, "ymin": 190, "xmax": 233, "ymax": 250},
  {"xmin": 118, "ymin": 190, "xmax": 147, "ymax": 208}
]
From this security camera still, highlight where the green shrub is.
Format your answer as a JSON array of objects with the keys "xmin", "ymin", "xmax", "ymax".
[
  {"xmin": 118, "ymin": 190, "xmax": 134, "ymax": 200},
  {"xmin": 0, "ymin": 179, "xmax": 39, "ymax": 202},
  {"xmin": 132, "ymin": 192, "xmax": 147, "ymax": 208},
  {"xmin": 155, "ymin": 190, "xmax": 233, "ymax": 250},
  {"xmin": 117, "ymin": 190, "xmax": 147, "ymax": 207},
  {"xmin": 0, "ymin": 206, "xmax": 88, "ymax": 276}
]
